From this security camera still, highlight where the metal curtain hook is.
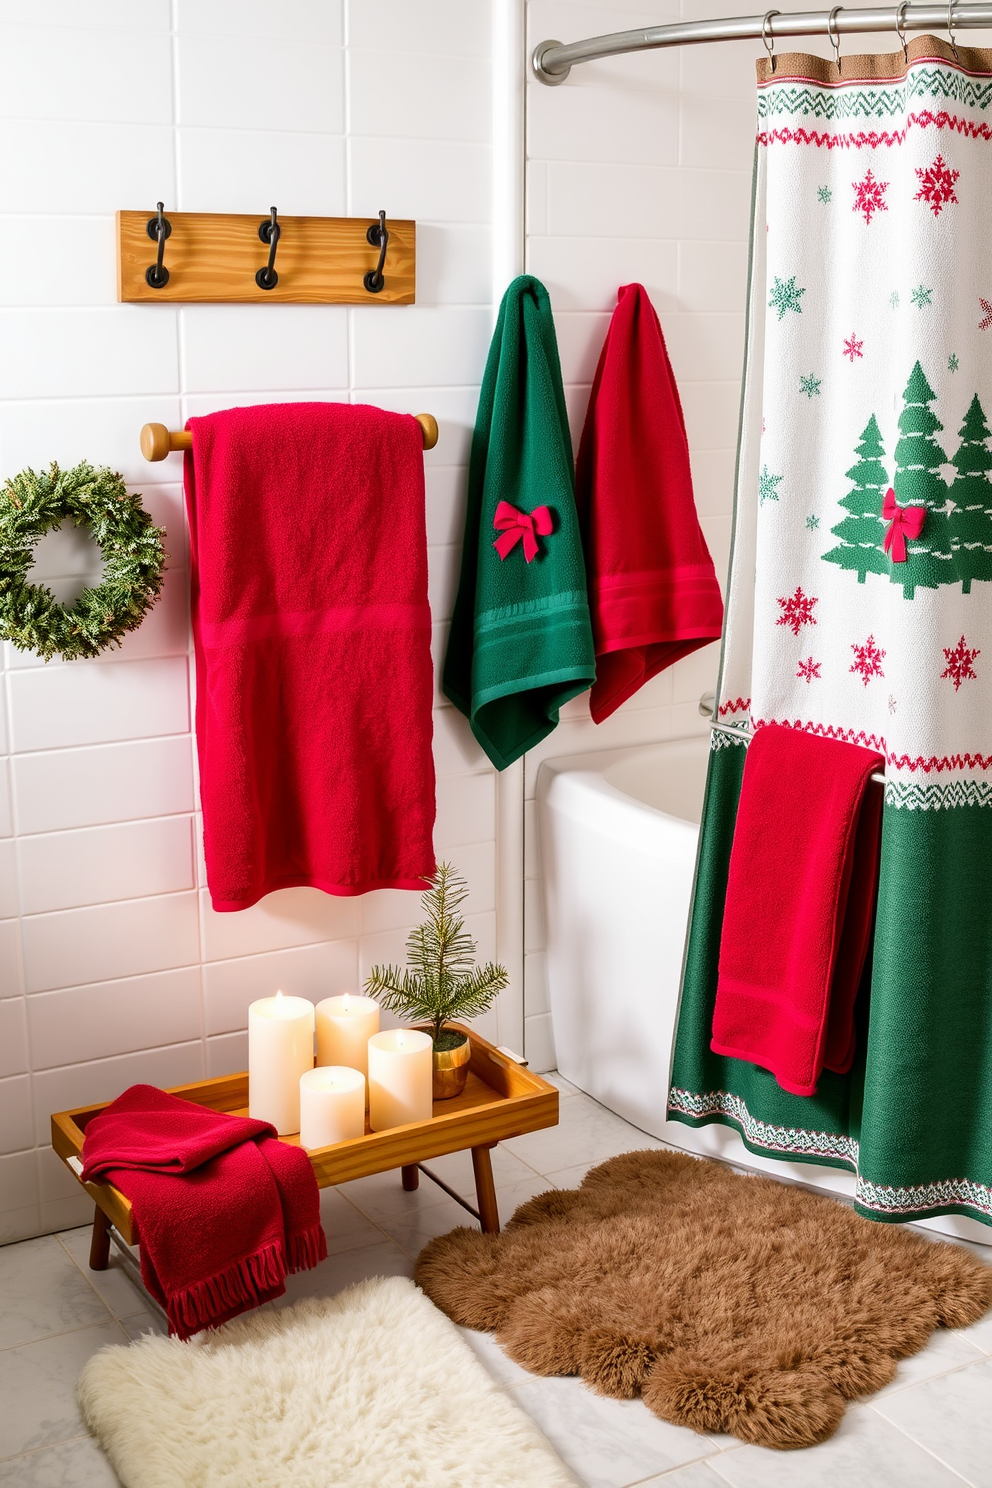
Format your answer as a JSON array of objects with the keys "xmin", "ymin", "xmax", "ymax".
[
  {"xmin": 947, "ymin": 0, "xmax": 960, "ymax": 58},
  {"xmin": 256, "ymin": 207, "xmax": 280, "ymax": 291},
  {"xmin": 144, "ymin": 201, "xmax": 172, "ymax": 289},
  {"xmin": 828, "ymin": 6, "xmax": 844, "ymax": 71},
  {"xmin": 364, "ymin": 209, "xmax": 388, "ymax": 294},
  {"xmin": 895, "ymin": 0, "xmax": 909, "ymax": 61},
  {"xmin": 761, "ymin": 10, "xmax": 781, "ymax": 72}
]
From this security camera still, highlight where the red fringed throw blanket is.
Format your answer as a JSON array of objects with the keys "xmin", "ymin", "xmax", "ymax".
[
  {"xmin": 81, "ymin": 1085, "xmax": 326, "ymax": 1339},
  {"xmin": 184, "ymin": 401, "xmax": 436, "ymax": 911},
  {"xmin": 711, "ymin": 725, "xmax": 884, "ymax": 1098}
]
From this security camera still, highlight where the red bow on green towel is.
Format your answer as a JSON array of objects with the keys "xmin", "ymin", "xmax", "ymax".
[
  {"xmin": 882, "ymin": 486, "xmax": 926, "ymax": 564},
  {"xmin": 492, "ymin": 500, "xmax": 552, "ymax": 563}
]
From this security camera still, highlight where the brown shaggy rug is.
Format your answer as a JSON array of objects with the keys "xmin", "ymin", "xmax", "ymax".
[{"xmin": 415, "ymin": 1149, "xmax": 992, "ymax": 1450}]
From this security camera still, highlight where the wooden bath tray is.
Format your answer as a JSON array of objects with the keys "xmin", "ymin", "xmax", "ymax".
[{"xmin": 51, "ymin": 1025, "xmax": 558, "ymax": 1271}]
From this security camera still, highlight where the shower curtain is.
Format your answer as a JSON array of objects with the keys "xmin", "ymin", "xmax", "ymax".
[{"xmin": 669, "ymin": 35, "xmax": 992, "ymax": 1226}]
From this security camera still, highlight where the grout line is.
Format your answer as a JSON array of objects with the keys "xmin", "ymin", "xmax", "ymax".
[
  {"xmin": 0, "ymin": 1313, "xmax": 125, "ymax": 1354},
  {"xmin": 0, "ymin": 1432, "xmax": 98, "ymax": 1468},
  {"xmin": 864, "ymin": 1404, "xmax": 978, "ymax": 1485}
]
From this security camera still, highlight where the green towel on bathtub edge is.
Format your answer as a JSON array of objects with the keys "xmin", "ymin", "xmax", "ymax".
[{"xmin": 443, "ymin": 275, "xmax": 596, "ymax": 770}]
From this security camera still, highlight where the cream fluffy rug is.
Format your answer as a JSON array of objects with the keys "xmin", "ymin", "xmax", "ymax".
[{"xmin": 78, "ymin": 1276, "xmax": 577, "ymax": 1488}]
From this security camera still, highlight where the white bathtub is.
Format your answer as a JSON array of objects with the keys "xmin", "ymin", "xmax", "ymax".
[{"xmin": 536, "ymin": 736, "xmax": 990, "ymax": 1245}]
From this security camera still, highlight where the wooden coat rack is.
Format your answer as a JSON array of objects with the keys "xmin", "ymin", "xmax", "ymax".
[{"xmin": 118, "ymin": 206, "xmax": 415, "ymax": 305}]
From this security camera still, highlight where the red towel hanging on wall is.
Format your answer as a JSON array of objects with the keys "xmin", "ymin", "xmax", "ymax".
[
  {"xmin": 575, "ymin": 283, "xmax": 724, "ymax": 722},
  {"xmin": 184, "ymin": 402, "xmax": 436, "ymax": 911}
]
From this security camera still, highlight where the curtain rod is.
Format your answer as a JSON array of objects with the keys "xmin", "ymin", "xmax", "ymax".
[{"xmin": 533, "ymin": 3, "xmax": 992, "ymax": 83}]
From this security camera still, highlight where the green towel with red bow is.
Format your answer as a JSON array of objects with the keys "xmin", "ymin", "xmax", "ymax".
[{"xmin": 443, "ymin": 276, "xmax": 596, "ymax": 769}]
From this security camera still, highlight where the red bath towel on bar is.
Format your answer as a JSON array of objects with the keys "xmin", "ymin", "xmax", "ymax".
[
  {"xmin": 184, "ymin": 402, "xmax": 436, "ymax": 911},
  {"xmin": 575, "ymin": 283, "xmax": 724, "ymax": 723},
  {"xmin": 711, "ymin": 725, "xmax": 884, "ymax": 1098},
  {"xmin": 80, "ymin": 1085, "xmax": 326, "ymax": 1339}
]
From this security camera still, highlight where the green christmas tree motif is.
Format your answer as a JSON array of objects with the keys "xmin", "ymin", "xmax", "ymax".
[
  {"xmin": 890, "ymin": 361, "xmax": 954, "ymax": 599},
  {"xmin": 822, "ymin": 414, "xmax": 890, "ymax": 583},
  {"xmin": 948, "ymin": 394, "xmax": 992, "ymax": 594}
]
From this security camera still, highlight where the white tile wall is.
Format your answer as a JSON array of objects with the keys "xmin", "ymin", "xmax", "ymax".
[
  {"xmin": 0, "ymin": 1, "xmax": 501, "ymax": 1242},
  {"xmin": 0, "ymin": 0, "xmax": 817, "ymax": 1239}
]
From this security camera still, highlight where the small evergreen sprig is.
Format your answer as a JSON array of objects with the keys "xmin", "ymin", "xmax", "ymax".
[{"xmin": 364, "ymin": 862, "xmax": 508, "ymax": 1048}]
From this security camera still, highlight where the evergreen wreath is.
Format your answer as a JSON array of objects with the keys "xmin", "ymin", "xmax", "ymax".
[{"xmin": 0, "ymin": 461, "xmax": 166, "ymax": 662}]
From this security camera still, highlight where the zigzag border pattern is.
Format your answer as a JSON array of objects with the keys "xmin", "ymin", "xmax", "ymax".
[
  {"xmin": 667, "ymin": 1089, "xmax": 992, "ymax": 1219},
  {"xmin": 711, "ymin": 729, "xmax": 748, "ymax": 752},
  {"xmin": 757, "ymin": 66, "xmax": 992, "ymax": 120},
  {"xmin": 717, "ymin": 697, "xmax": 751, "ymax": 717},
  {"xmin": 757, "ymin": 110, "xmax": 992, "ymax": 150},
  {"xmin": 750, "ymin": 715, "xmax": 992, "ymax": 774},
  {"xmin": 885, "ymin": 778, "xmax": 992, "ymax": 810}
]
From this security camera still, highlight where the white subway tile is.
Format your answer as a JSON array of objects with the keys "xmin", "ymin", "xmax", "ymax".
[
  {"xmin": 7, "ymin": 566, "xmax": 192, "ymax": 672},
  {"xmin": 177, "ymin": 128, "xmax": 347, "ymax": 216},
  {"xmin": 0, "ymin": 685, "xmax": 7, "ymax": 752},
  {"xmin": 203, "ymin": 939, "xmax": 359, "ymax": 1036},
  {"xmin": 31, "ymin": 1041, "xmax": 205, "ymax": 1146},
  {"xmin": 206, "ymin": 1031, "xmax": 247, "ymax": 1077},
  {"xmin": 201, "ymin": 886, "xmax": 360, "ymax": 962},
  {"xmin": 0, "ymin": 1149, "xmax": 37, "ymax": 1217},
  {"xmin": 0, "ymin": 216, "xmax": 117, "ymax": 309},
  {"xmin": 21, "ymin": 891, "xmax": 200, "ymax": 994},
  {"xmin": 677, "ymin": 239, "xmax": 749, "ymax": 314},
  {"xmin": 676, "ymin": 168, "xmax": 756, "ymax": 242},
  {"xmin": 689, "ymin": 447, "xmax": 737, "ymax": 519},
  {"xmin": 425, "ymin": 464, "xmax": 467, "ymax": 548},
  {"xmin": 0, "ymin": 1203, "xmax": 41, "ymax": 1244},
  {"xmin": 526, "ymin": 236, "xmax": 677, "ymax": 314},
  {"xmin": 0, "ymin": 840, "xmax": 15, "ymax": 918},
  {"xmin": 0, "ymin": 120, "xmax": 175, "ymax": 216},
  {"xmin": 18, "ymin": 816, "xmax": 194, "ymax": 916},
  {"xmin": 662, "ymin": 312, "xmax": 746, "ymax": 384},
  {"xmin": 348, "ymin": 138, "xmax": 491, "ymax": 224},
  {"xmin": 181, "ymin": 305, "xmax": 349, "ymax": 393},
  {"xmin": 177, "ymin": 34, "xmax": 344, "ymax": 133},
  {"xmin": 13, "ymin": 736, "xmax": 194, "ymax": 836},
  {"xmin": 177, "ymin": 0, "xmax": 342, "ymax": 42},
  {"xmin": 0, "ymin": 759, "xmax": 10, "ymax": 837},
  {"xmin": 38, "ymin": 1190, "xmax": 95, "ymax": 1232},
  {"xmin": 699, "ymin": 511, "xmax": 733, "ymax": 588},
  {"xmin": 671, "ymin": 641, "xmax": 721, "ymax": 705},
  {"xmin": 680, "ymin": 380, "xmax": 744, "ymax": 452},
  {"xmin": 0, "ymin": 22, "xmax": 173, "ymax": 124},
  {"xmin": 524, "ymin": 1011, "xmax": 556, "ymax": 1074},
  {"xmin": 358, "ymin": 908, "xmax": 494, "ymax": 983},
  {"xmin": 348, "ymin": 49, "xmax": 489, "ymax": 143},
  {"xmin": 552, "ymin": 310, "xmax": 611, "ymax": 386},
  {"xmin": 0, "ymin": 920, "xmax": 22, "ymax": 999},
  {"xmin": 524, "ymin": 876, "xmax": 546, "ymax": 954},
  {"xmin": 27, "ymin": 968, "xmax": 201, "ymax": 1071},
  {"xmin": 527, "ymin": 68, "xmax": 678, "ymax": 168},
  {"xmin": 351, "ymin": 306, "xmax": 491, "ymax": 389},
  {"xmin": 546, "ymin": 162, "xmax": 681, "ymax": 239},
  {"xmin": 0, "ymin": 309, "xmax": 179, "ymax": 402},
  {"xmin": 349, "ymin": 1, "xmax": 490, "ymax": 55},
  {"xmin": 524, "ymin": 798, "xmax": 538, "ymax": 878},
  {"xmin": 432, "ymin": 706, "xmax": 490, "ymax": 778},
  {"xmin": 0, "ymin": 998, "xmax": 27, "ymax": 1077},
  {"xmin": 359, "ymin": 839, "xmax": 494, "ymax": 936},
  {"xmin": 428, "ymin": 543, "xmax": 460, "ymax": 623},
  {"xmin": 434, "ymin": 771, "xmax": 495, "ymax": 850},
  {"xmin": 36, "ymin": 1141, "xmax": 90, "ymax": 1203},
  {"xmin": 0, "ymin": 1, "xmax": 170, "ymax": 25},
  {"xmin": 415, "ymin": 224, "xmax": 493, "ymax": 308},
  {"xmin": 0, "ymin": 1074, "xmax": 32, "ymax": 1154},
  {"xmin": 526, "ymin": 160, "xmax": 548, "ymax": 238},
  {"xmin": 0, "ymin": 396, "xmax": 183, "ymax": 489},
  {"xmin": 181, "ymin": 389, "xmax": 350, "ymax": 420},
  {"xmin": 8, "ymin": 656, "xmax": 190, "ymax": 752},
  {"xmin": 678, "ymin": 94, "xmax": 758, "ymax": 173},
  {"xmin": 524, "ymin": 951, "xmax": 549, "ymax": 1018}
]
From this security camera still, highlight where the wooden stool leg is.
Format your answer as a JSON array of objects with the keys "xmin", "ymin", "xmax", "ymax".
[
  {"xmin": 471, "ymin": 1145, "xmax": 500, "ymax": 1234},
  {"xmin": 89, "ymin": 1205, "xmax": 111, "ymax": 1271},
  {"xmin": 401, "ymin": 1164, "xmax": 420, "ymax": 1191}
]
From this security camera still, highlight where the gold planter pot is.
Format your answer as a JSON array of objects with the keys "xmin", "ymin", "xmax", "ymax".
[{"xmin": 417, "ymin": 1028, "xmax": 471, "ymax": 1100}]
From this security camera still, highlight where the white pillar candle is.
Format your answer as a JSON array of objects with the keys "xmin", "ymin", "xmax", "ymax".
[
  {"xmin": 248, "ymin": 991, "xmax": 315, "ymax": 1136},
  {"xmin": 315, "ymin": 994, "xmax": 380, "ymax": 1078},
  {"xmin": 299, "ymin": 1066, "xmax": 366, "ymax": 1149},
  {"xmin": 368, "ymin": 1028, "xmax": 433, "ymax": 1131}
]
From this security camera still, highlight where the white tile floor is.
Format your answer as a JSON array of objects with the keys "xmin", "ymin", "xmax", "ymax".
[{"xmin": 1, "ymin": 1074, "xmax": 991, "ymax": 1487}]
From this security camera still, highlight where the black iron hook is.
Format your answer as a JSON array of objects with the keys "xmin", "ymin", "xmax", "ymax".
[
  {"xmin": 364, "ymin": 210, "xmax": 388, "ymax": 294},
  {"xmin": 256, "ymin": 207, "xmax": 281, "ymax": 291},
  {"xmin": 145, "ymin": 202, "xmax": 172, "ymax": 289}
]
